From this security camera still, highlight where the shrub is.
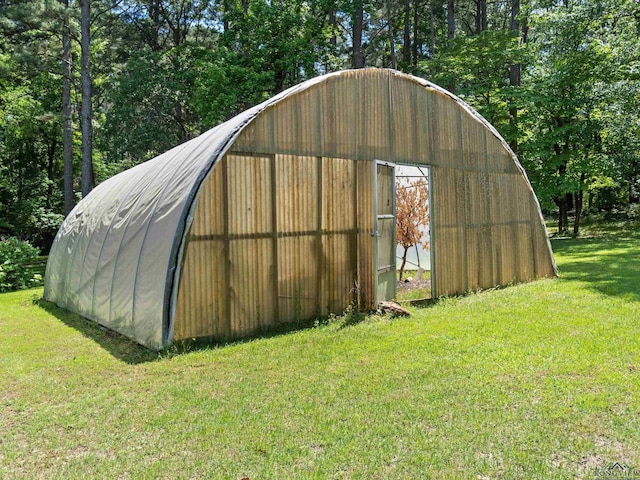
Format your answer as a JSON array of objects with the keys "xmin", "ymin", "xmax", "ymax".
[
  {"xmin": 629, "ymin": 203, "xmax": 640, "ymax": 220},
  {"xmin": 0, "ymin": 237, "xmax": 42, "ymax": 292}
]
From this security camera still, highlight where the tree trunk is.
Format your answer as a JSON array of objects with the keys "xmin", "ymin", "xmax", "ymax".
[
  {"xmin": 274, "ymin": 68, "xmax": 285, "ymax": 94},
  {"xmin": 80, "ymin": 0, "xmax": 93, "ymax": 197},
  {"xmin": 447, "ymin": 0, "xmax": 455, "ymax": 43},
  {"xmin": 222, "ymin": 0, "xmax": 230, "ymax": 32},
  {"xmin": 329, "ymin": 8, "xmax": 337, "ymax": 49},
  {"xmin": 509, "ymin": 0, "xmax": 521, "ymax": 82},
  {"xmin": 629, "ymin": 162, "xmax": 640, "ymax": 204},
  {"xmin": 412, "ymin": 0, "xmax": 419, "ymax": 65},
  {"xmin": 174, "ymin": 101, "xmax": 189, "ymax": 143},
  {"xmin": 146, "ymin": 0, "xmax": 162, "ymax": 51},
  {"xmin": 447, "ymin": 0, "xmax": 455, "ymax": 93},
  {"xmin": 556, "ymin": 197, "xmax": 567, "ymax": 233},
  {"xmin": 62, "ymin": 0, "xmax": 74, "ymax": 214},
  {"xmin": 387, "ymin": 0, "xmax": 397, "ymax": 69},
  {"xmin": 399, "ymin": 245, "xmax": 409, "ymax": 281},
  {"xmin": 573, "ymin": 173, "xmax": 585, "ymax": 236},
  {"xmin": 46, "ymin": 137, "xmax": 58, "ymax": 209},
  {"xmin": 402, "ymin": 0, "xmax": 411, "ymax": 65},
  {"xmin": 508, "ymin": 0, "xmax": 521, "ymax": 154},
  {"xmin": 475, "ymin": 0, "xmax": 486, "ymax": 34},
  {"xmin": 353, "ymin": 0, "xmax": 364, "ymax": 68},
  {"xmin": 429, "ymin": 0, "xmax": 436, "ymax": 57}
]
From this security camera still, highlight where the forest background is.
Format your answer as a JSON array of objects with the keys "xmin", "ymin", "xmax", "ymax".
[{"xmin": 1, "ymin": 0, "xmax": 639, "ymax": 252}]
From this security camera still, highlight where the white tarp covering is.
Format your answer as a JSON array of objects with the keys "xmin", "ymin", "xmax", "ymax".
[
  {"xmin": 44, "ymin": 74, "xmax": 331, "ymax": 349},
  {"xmin": 43, "ymin": 109, "xmax": 265, "ymax": 348}
]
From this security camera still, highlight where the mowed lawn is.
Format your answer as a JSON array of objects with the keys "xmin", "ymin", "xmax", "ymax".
[{"xmin": 2, "ymin": 229, "xmax": 640, "ymax": 479}]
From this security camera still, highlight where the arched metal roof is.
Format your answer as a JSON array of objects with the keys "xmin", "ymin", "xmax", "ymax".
[{"xmin": 44, "ymin": 69, "xmax": 546, "ymax": 349}]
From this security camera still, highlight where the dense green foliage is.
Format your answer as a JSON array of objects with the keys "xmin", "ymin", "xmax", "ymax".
[
  {"xmin": 2, "ymin": 227, "xmax": 640, "ymax": 477},
  {"xmin": 0, "ymin": 237, "xmax": 41, "ymax": 292},
  {"xmin": 0, "ymin": 0, "xmax": 639, "ymax": 247}
]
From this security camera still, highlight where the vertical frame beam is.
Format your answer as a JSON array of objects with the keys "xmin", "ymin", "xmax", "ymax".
[
  {"xmin": 316, "ymin": 155, "xmax": 324, "ymax": 315},
  {"xmin": 373, "ymin": 159, "xmax": 397, "ymax": 305},
  {"xmin": 221, "ymin": 155, "xmax": 231, "ymax": 336},
  {"xmin": 427, "ymin": 165, "xmax": 436, "ymax": 298},
  {"xmin": 270, "ymin": 153, "xmax": 279, "ymax": 323},
  {"xmin": 351, "ymin": 158, "xmax": 359, "ymax": 306}
]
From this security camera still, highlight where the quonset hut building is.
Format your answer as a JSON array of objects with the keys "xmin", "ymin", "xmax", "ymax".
[{"xmin": 44, "ymin": 69, "xmax": 557, "ymax": 350}]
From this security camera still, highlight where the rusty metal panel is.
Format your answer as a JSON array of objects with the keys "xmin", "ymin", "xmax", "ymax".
[
  {"xmin": 174, "ymin": 70, "xmax": 559, "ymax": 342},
  {"xmin": 461, "ymin": 113, "xmax": 488, "ymax": 171},
  {"xmin": 356, "ymin": 160, "xmax": 375, "ymax": 309},
  {"xmin": 277, "ymin": 236, "xmax": 318, "ymax": 322},
  {"xmin": 320, "ymin": 157, "xmax": 357, "ymax": 313},
  {"xmin": 491, "ymin": 224, "xmax": 518, "ymax": 286},
  {"xmin": 356, "ymin": 73, "xmax": 391, "ymax": 161},
  {"xmin": 173, "ymin": 162, "xmax": 226, "ymax": 341},
  {"xmin": 465, "ymin": 170, "xmax": 490, "ymax": 226},
  {"xmin": 320, "ymin": 234, "xmax": 353, "ymax": 315},
  {"xmin": 275, "ymin": 154, "xmax": 318, "ymax": 232},
  {"xmin": 226, "ymin": 154, "xmax": 274, "ymax": 335},
  {"xmin": 431, "ymin": 91, "xmax": 462, "ymax": 169},
  {"xmin": 229, "ymin": 238, "xmax": 274, "ymax": 335},
  {"xmin": 173, "ymin": 239, "xmax": 226, "ymax": 340},
  {"xmin": 227, "ymin": 155, "xmax": 272, "ymax": 235},
  {"xmin": 275, "ymin": 153, "xmax": 319, "ymax": 321},
  {"xmin": 431, "ymin": 166, "xmax": 462, "ymax": 296},
  {"xmin": 433, "ymin": 226, "xmax": 465, "ymax": 296},
  {"xmin": 323, "ymin": 157, "xmax": 355, "ymax": 230},
  {"xmin": 486, "ymin": 133, "xmax": 518, "ymax": 174},
  {"xmin": 389, "ymin": 76, "xmax": 420, "ymax": 164},
  {"xmin": 515, "ymin": 223, "xmax": 535, "ymax": 282},
  {"xmin": 465, "ymin": 226, "xmax": 494, "ymax": 291},
  {"xmin": 465, "ymin": 226, "xmax": 481, "ymax": 291}
]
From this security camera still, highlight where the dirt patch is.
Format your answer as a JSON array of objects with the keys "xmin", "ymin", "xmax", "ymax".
[{"xmin": 397, "ymin": 277, "xmax": 431, "ymax": 293}]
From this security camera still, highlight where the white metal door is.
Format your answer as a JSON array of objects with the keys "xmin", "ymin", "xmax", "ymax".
[{"xmin": 374, "ymin": 160, "xmax": 396, "ymax": 304}]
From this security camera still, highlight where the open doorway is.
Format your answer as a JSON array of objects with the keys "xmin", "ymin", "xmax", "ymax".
[{"xmin": 395, "ymin": 164, "xmax": 432, "ymax": 302}]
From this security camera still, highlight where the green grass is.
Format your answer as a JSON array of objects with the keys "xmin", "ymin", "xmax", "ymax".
[{"xmin": 2, "ymin": 230, "xmax": 640, "ymax": 478}]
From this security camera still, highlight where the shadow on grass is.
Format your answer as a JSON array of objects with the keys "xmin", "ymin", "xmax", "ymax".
[
  {"xmin": 37, "ymin": 299, "xmax": 159, "ymax": 364},
  {"xmin": 551, "ymin": 235, "xmax": 640, "ymax": 302},
  {"xmin": 37, "ymin": 297, "xmax": 365, "ymax": 362},
  {"xmin": 169, "ymin": 316, "xmax": 328, "ymax": 353},
  {"xmin": 175, "ymin": 308, "xmax": 378, "ymax": 349}
]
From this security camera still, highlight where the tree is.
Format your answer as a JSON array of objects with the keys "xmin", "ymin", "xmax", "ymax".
[
  {"xmin": 508, "ymin": 0, "xmax": 521, "ymax": 153},
  {"xmin": 396, "ymin": 177, "xmax": 430, "ymax": 281},
  {"xmin": 80, "ymin": 0, "xmax": 93, "ymax": 197},
  {"xmin": 0, "ymin": 0, "xmax": 68, "ymax": 247},
  {"xmin": 518, "ymin": 0, "xmax": 639, "ymax": 235},
  {"xmin": 61, "ymin": 0, "xmax": 74, "ymax": 214},
  {"xmin": 352, "ymin": 0, "xmax": 365, "ymax": 67}
]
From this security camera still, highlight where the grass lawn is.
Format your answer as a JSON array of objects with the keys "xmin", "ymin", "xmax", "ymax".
[{"xmin": 2, "ymin": 228, "xmax": 640, "ymax": 478}]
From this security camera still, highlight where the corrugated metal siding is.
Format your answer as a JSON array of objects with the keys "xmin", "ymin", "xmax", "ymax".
[
  {"xmin": 276, "ymin": 154, "xmax": 319, "ymax": 322},
  {"xmin": 321, "ymin": 157, "xmax": 358, "ymax": 314},
  {"xmin": 46, "ymin": 68, "xmax": 554, "ymax": 349},
  {"xmin": 174, "ymin": 154, "xmax": 363, "ymax": 341},
  {"xmin": 356, "ymin": 161, "xmax": 375, "ymax": 309},
  {"xmin": 174, "ymin": 158, "xmax": 226, "ymax": 340},
  {"xmin": 173, "ymin": 68, "xmax": 555, "ymax": 341}
]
